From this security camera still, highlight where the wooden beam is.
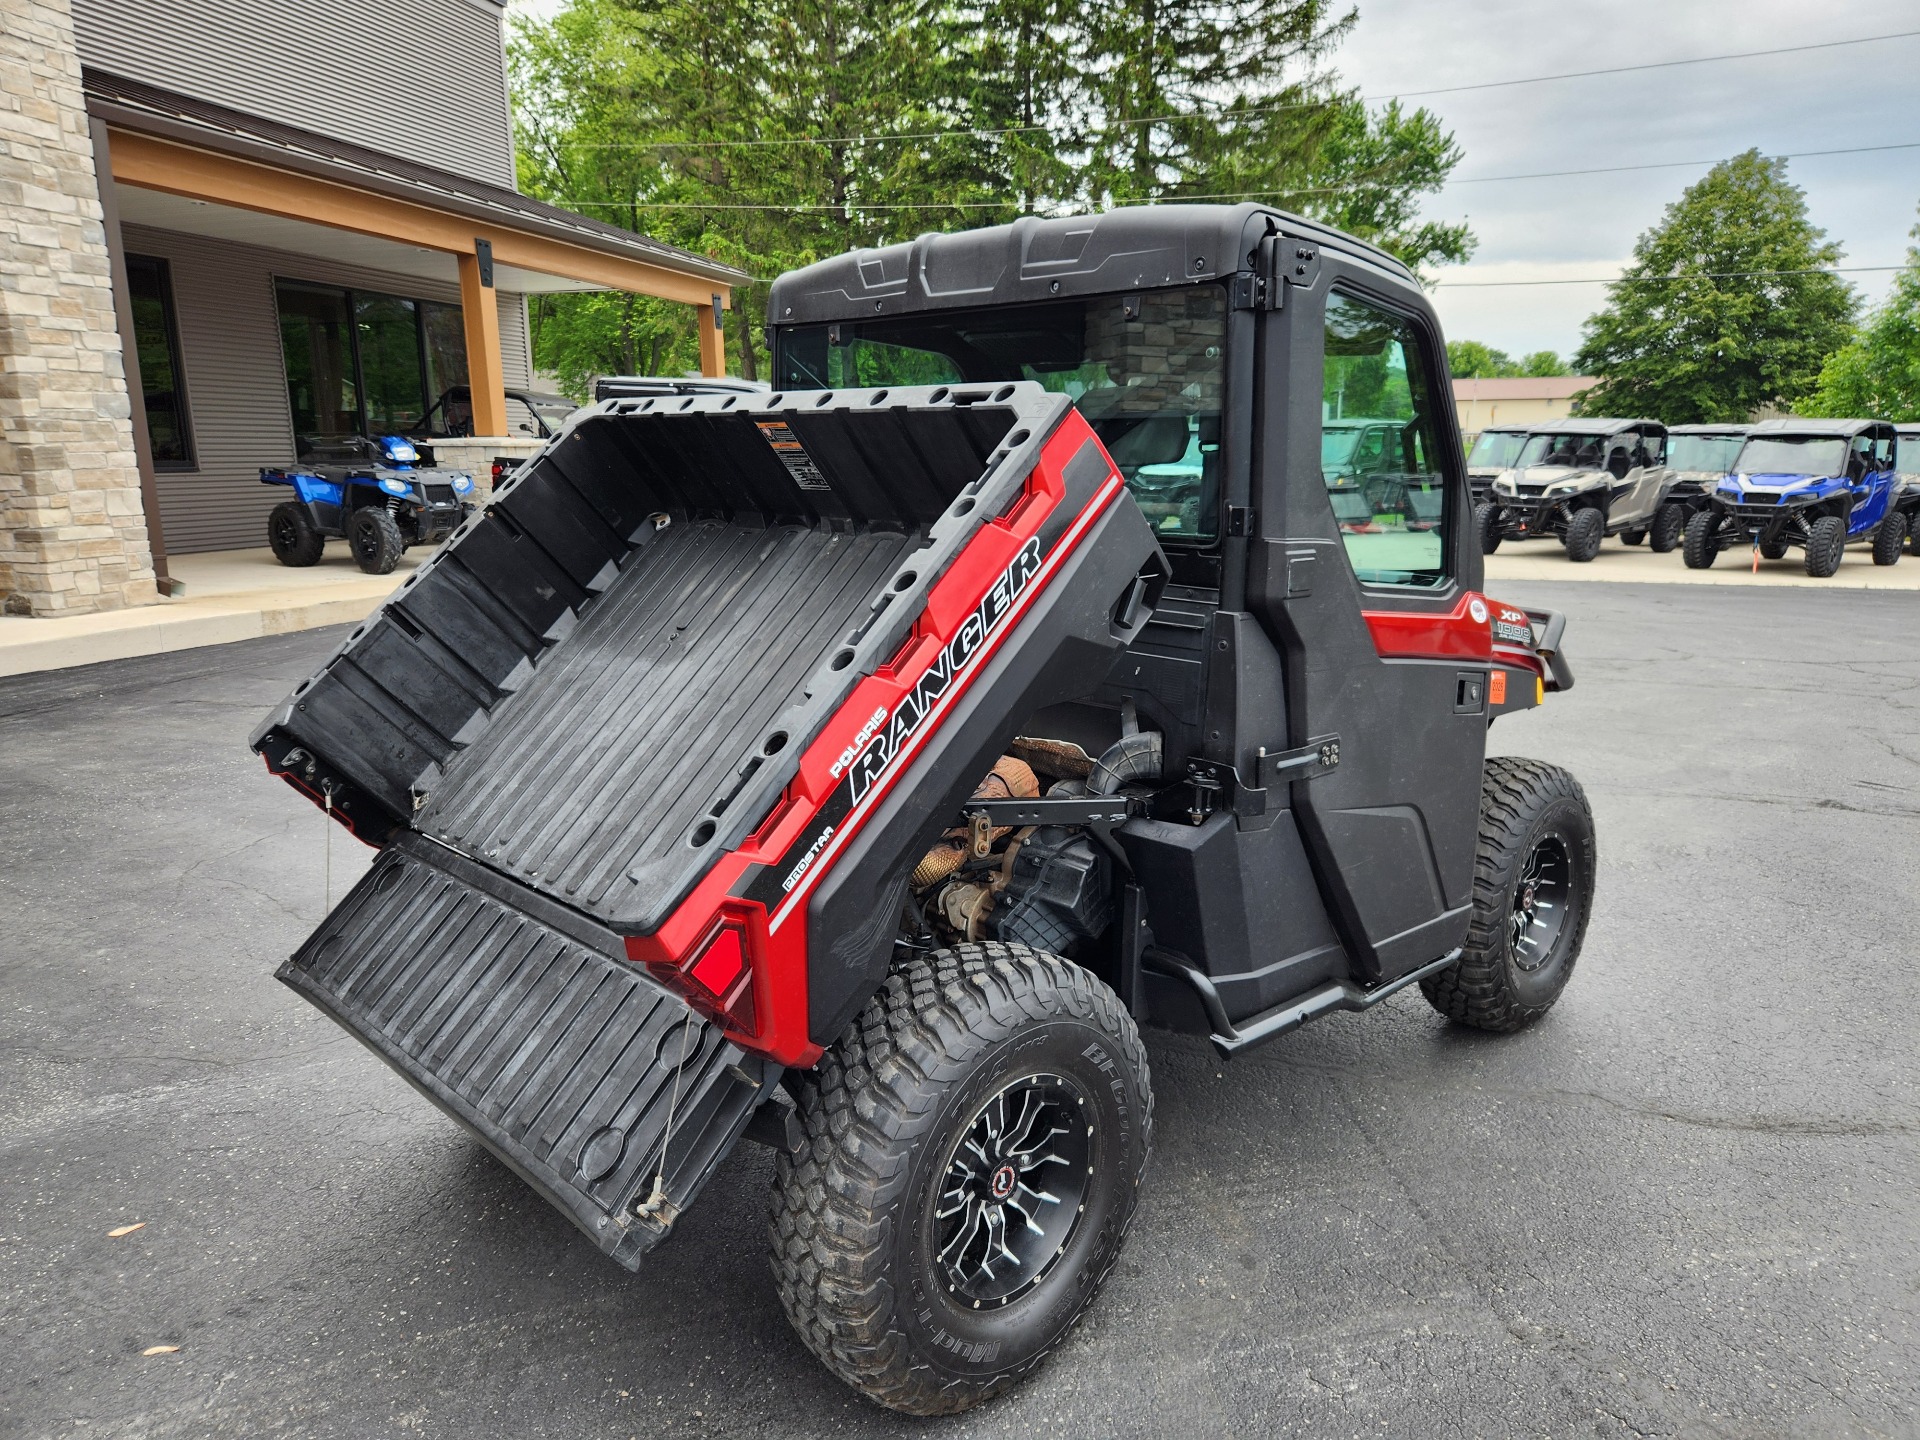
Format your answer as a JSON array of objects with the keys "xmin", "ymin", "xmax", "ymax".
[
  {"xmin": 106, "ymin": 128, "xmax": 731, "ymax": 309},
  {"xmin": 458, "ymin": 252, "xmax": 508, "ymax": 438},
  {"xmin": 696, "ymin": 293, "xmax": 728, "ymax": 378}
]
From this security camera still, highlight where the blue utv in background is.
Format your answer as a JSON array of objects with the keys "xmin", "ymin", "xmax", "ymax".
[
  {"xmin": 262, "ymin": 435, "xmax": 476, "ymax": 575},
  {"xmin": 1682, "ymin": 419, "xmax": 1903, "ymax": 577}
]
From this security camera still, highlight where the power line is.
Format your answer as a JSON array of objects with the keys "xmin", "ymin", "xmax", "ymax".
[
  {"xmin": 1436, "ymin": 265, "xmax": 1906, "ymax": 289},
  {"xmin": 532, "ymin": 28, "xmax": 1920, "ymax": 153},
  {"xmin": 537, "ymin": 137, "xmax": 1920, "ymax": 213}
]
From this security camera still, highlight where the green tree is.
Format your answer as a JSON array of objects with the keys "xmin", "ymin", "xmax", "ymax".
[
  {"xmin": 1801, "ymin": 207, "xmax": 1920, "ymax": 420},
  {"xmin": 1447, "ymin": 340, "xmax": 1516, "ymax": 378},
  {"xmin": 1573, "ymin": 150, "xmax": 1857, "ymax": 423},
  {"xmin": 508, "ymin": 0, "xmax": 1477, "ymax": 389},
  {"xmin": 1519, "ymin": 349, "xmax": 1568, "ymax": 377}
]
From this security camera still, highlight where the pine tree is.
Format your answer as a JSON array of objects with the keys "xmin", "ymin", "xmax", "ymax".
[{"xmin": 1573, "ymin": 151, "xmax": 1857, "ymax": 423}]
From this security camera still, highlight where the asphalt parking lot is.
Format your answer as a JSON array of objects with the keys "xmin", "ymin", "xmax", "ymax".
[{"xmin": 5, "ymin": 579, "xmax": 1918, "ymax": 1439}]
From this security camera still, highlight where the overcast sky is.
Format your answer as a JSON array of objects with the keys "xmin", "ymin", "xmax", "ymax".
[
  {"xmin": 1339, "ymin": 1, "xmax": 1920, "ymax": 359},
  {"xmin": 508, "ymin": 1, "xmax": 1920, "ymax": 363}
]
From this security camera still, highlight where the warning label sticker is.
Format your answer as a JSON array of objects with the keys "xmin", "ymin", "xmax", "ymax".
[{"xmin": 755, "ymin": 421, "xmax": 831, "ymax": 491}]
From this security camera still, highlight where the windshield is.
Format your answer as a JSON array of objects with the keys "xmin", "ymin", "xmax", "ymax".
[
  {"xmin": 1899, "ymin": 432, "xmax": 1919, "ymax": 477},
  {"xmin": 1321, "ymin": 429, "xmax": 1361, "ymax": 468},
  {"xmin": 1516, "ymin": 431, "xmax": 1611, "ymax": 469},
  {"xmin": 1736, "ymin": 436, "xmax": 1847, "ymax": 478},
  {"xmin": 1466, "ymin": 430, "xmax": 1526, "ymax": 469},
  {"xmin": 1667, "ymin": 434, "xmax": 1744, "ymax": 474},
  {"xmin": 774, "ymin": 287, "xmax": 1227, "ymax": 540}
]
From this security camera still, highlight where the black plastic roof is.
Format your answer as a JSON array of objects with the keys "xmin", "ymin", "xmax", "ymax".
[
  {"xmin": 1749, "ymin": 417, "xmax": 1893, "ymax": 438},
  {"xmin": 767, "ymin": 203, "xmax": 1414, "ymax": 325}
]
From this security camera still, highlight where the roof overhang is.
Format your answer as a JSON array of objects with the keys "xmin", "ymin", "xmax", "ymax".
[{"xmin": 84, "ymin": 68, "xmax": 748, "ymax": 299}]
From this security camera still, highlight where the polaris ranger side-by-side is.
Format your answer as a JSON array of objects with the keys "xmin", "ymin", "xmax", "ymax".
[
  {"xmin": 251, "ymin": 205, "xmax": 1593, "ymax": 1416},
  {"xmin": 1661, "ymin": 423, "xmax": 1749, "ymax": 521},
  {"xmin": 1465, "ymin": 424, "xmax": 1529, "ymax": 506},
  {"xmin": 1683, "ymin": 419, "xmax": 1903, "ymax": 576},
  {"xmin": 1477, "ymin": 417, "xmax": 1675, "ymax": 559}
]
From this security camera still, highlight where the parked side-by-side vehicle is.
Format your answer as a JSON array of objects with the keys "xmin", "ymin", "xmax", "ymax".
[
  {"xmin": 1464, "ymin": 425, "xmax": 1529, "ymax": 507},
  {"xmin": 249, "ymin": 205, "xmax": 1592, "ymax": 1416},
  {"xmin": 1684, "ymin": 418, "xmax": 1904, "ymax": 576},
  {"xmin": 1661, "ymin": 423, "xmax": 1749, "ymax": 520},
  {"xmin": 1477, "ymin": 417, "xmax": 1674, "ymax": 560}
]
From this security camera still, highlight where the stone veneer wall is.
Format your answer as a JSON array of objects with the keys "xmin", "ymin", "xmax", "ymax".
[{"xmin": 0, "ymin": 0, "xmax": 155, "ymax": 615}]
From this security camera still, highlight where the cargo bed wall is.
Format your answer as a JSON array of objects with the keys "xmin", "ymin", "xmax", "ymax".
[{"xmin": 253, "ymin": 384, "xmax": 1076, "ymax": 930}]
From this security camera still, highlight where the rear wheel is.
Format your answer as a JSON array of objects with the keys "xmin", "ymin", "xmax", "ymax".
[
  {"xmin": 1804, "ymin": 515, "xmax": 1846, "ymax": 578},
  {"xmin": 1682, "ymin": 509, "xmax": 1723, "ymax": 569},
  {"xmin": 1649, "ymin": 502, "xmax": 1686, "ymax": 553},
  {"xmin": 1873, "ymin": 511, "xmax": 1907, "ymax": 566},
  {"xmin": 1759, "ymin": 537, "xmax": 1790, "ymax": 561},
  {"xmin": 771, "ymin": 944, "xmax": 1152, "ymax": 1416},
  {"xmin": 266, "ymin": 502, "xmax": 324, "ymax": 567},
  {"xmin": 348, "ymin": 506, "xmax": 405, "ymax": 575},
  {"xmin": 1563, "ymin": 507, "xmax": 1605, "ymax": 562},
  {"xmin": 1474, "ymin": 501, "xmax": 1503, "ymax": 555},
  {"xmin": 1620, "ymin": 527, "xmax": 1645, "ymax": 546},
  {"xmin": 1421, "ymin": 757, "xmax": 1595, "ymax": 1032}
]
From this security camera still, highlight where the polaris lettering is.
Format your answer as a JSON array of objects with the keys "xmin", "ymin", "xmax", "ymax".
[{"xmin": 847, "ymin": 538, "xmax": 1043, "ymax": 804}]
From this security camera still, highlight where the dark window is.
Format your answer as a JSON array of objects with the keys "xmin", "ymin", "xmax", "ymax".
[
  {"xmin": 275, "ymin": 280, "xmax": 470, "ymax": 451},
  {"xmin": 774, "ymin": 287, "xmax": 1228, "ymax": 541},
  {"xmin": 124, "ymin": 255, "xmax": 193, "ymax": 469},
  {"xmin": 1322, "ymin": 290, "xmax": 1451, "ymax": 588}
]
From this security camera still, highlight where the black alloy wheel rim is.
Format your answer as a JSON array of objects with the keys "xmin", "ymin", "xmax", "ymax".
[
  {"xmin": 351, "ymin": 517, "xmax": 379, "ymax": 564},
  {"xmin": 271, "ymin": 512, "xmax": 299, "ymax": 551},
  {"xmin": 1510, "ymin": 835, "xmax": 1573, "ymax": 972},
  {"xmin": 933, "ymin": 1072, "xmax": 1093, "ymax": 1309}
]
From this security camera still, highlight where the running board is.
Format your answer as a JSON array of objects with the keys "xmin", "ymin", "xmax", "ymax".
[{"xmin": 1146, "ymin": 949, "xmax": 1463, "ymax": 1060}]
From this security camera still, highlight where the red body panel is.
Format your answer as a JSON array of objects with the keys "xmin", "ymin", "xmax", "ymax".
[
  {"xmin": 627, "ymin": 413, "xmax": 1126, "ymax": 1067},
  {"xmin": 1362, "ymin": 591, "xmax": 1545, "ymax": 677}
]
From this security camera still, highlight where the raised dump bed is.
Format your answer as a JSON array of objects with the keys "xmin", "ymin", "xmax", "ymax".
[{"xmin": 253, "ymin": 382, "xmax": 1163, "ymax": 1263}]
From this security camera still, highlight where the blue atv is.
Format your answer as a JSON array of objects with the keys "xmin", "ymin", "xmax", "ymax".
[
  {"xmin": 262, "ymin": 435, "xmax": 477, "ymax": 575},
  {"xmin": 1682, "ymin": 419, "xmax": 1904, "ymax": 578}
]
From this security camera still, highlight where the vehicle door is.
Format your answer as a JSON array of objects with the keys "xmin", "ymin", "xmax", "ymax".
[
  {"xmin": 1619, "ymin": 426, "xmax": 1667, "ymax": 521},
  {"xmin": 1251, "ymin": 273, "xmax": 1486, "ymax": 983},
  {"xmin": 1847, "ymin": 433, "xmax": 1889, "ymax": 532}
]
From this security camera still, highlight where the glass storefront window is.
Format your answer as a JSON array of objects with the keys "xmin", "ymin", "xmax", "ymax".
[
  {"xmin": 125, "ymin": 254, "xmax": 194, "ymax": 469},
  {"xmin": 275, "ymin": 282, "xmax": 471, "ymax": 451}
]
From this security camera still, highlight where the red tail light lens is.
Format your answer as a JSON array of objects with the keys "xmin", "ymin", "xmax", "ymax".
[{"xmin": 646, "ymin": 918, "xmax": 757, "ymax": 1037}]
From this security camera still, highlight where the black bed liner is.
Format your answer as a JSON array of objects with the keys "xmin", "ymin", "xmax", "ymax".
[
  {"xmin": 416, "ymin": 520, "xmax": 915, "ymax": 916},
  {"xmin": 252, "ymin": 384, "xmax": 1073, "ymax": 931}
]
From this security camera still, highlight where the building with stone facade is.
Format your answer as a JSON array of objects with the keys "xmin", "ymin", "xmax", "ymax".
[{"xmin": 0, "ymin": 0, "xmax": 746, "ymax": 617}]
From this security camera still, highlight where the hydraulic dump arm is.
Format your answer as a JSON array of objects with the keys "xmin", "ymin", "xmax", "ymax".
[{"xmin": 251, "ymin": 383, "xmax": 1164, "ymax": 1265}]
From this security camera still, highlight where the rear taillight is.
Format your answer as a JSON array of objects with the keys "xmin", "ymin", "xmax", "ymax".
[{"xmin": 645, "ymin": 912, "xmax": 759, "ymax": 1037}]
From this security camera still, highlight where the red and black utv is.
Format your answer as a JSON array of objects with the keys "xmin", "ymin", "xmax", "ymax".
[{"xmin": 251, "ymin": 204, "xmax": 1593, "ymax": 1416}]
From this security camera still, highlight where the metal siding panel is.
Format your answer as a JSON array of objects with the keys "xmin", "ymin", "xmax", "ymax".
[
  {"xmin": 122, "ymin": 222, "xmax": 477, "ymax": 554},
  {"xmin": 497, "ymin": 292, "xmax": 531, "ymax": 388},
  {"xmin": 72, "ymin": 0, "xmax": 516, "ymax": 188}
]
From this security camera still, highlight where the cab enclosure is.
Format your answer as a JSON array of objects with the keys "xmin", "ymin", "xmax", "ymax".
[
  {"xmin": 1684, "ymin": 418, "xmax": 1904, "ymax": 576},
  {"xmin": 1479, "ymin": 417, "xmax": 1675, "ymax": 559},
  {"xmin": 1663, "ymin": 423, "xmax": 1750, "ymax": 513},
  {"xmin": 1464, "ymin": 425, "xmax": 1529, "ymax": 506},
  {"xmin": 251, "ymin": 204, "xmax": 1583, "ymax": 1413}
]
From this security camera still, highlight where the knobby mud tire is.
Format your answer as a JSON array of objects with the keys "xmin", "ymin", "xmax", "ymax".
[
  {"xmin": 770, "ymin": 943, "xmax": 1152, "ymax": 1416},
  {"xmin": 1421, "ymin": 757, "xmax": 1595, "ymax": 1033}
]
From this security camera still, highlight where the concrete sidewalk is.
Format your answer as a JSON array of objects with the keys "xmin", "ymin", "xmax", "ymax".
[
  {"xmin": 0, "ymin": 547, "xmax": 422, "ymax": 677},
  {"xmin": 1485, "ymin": 534, "xmax": 1920, "ymax": 589}
]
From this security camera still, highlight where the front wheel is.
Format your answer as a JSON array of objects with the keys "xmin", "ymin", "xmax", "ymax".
[
  {"xmin": 1563, "ymin": 506, "xmax": 1605, "ymax": 562},
  {"xmin": 348, "ymin": 506, "xmax": 405, "ymax": 575},
  {"xmin": 771, "ymin": 944, "xmax": 1152, "ymax": 1416},
  {"xmin": 1474, "ymin": 501, "xmax": 1503, "ymax": 555},
  {"xmin": 1421, "ymin": 757, "xmax": 1595, "ymax": 1032},
  {"xmin": 1682, "ymin": 509, "xmax": 1723, "ymax": 569},
  {"xmin": 1804, "ymin": 515, "xmax": 1846, "ymax": 578}
]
